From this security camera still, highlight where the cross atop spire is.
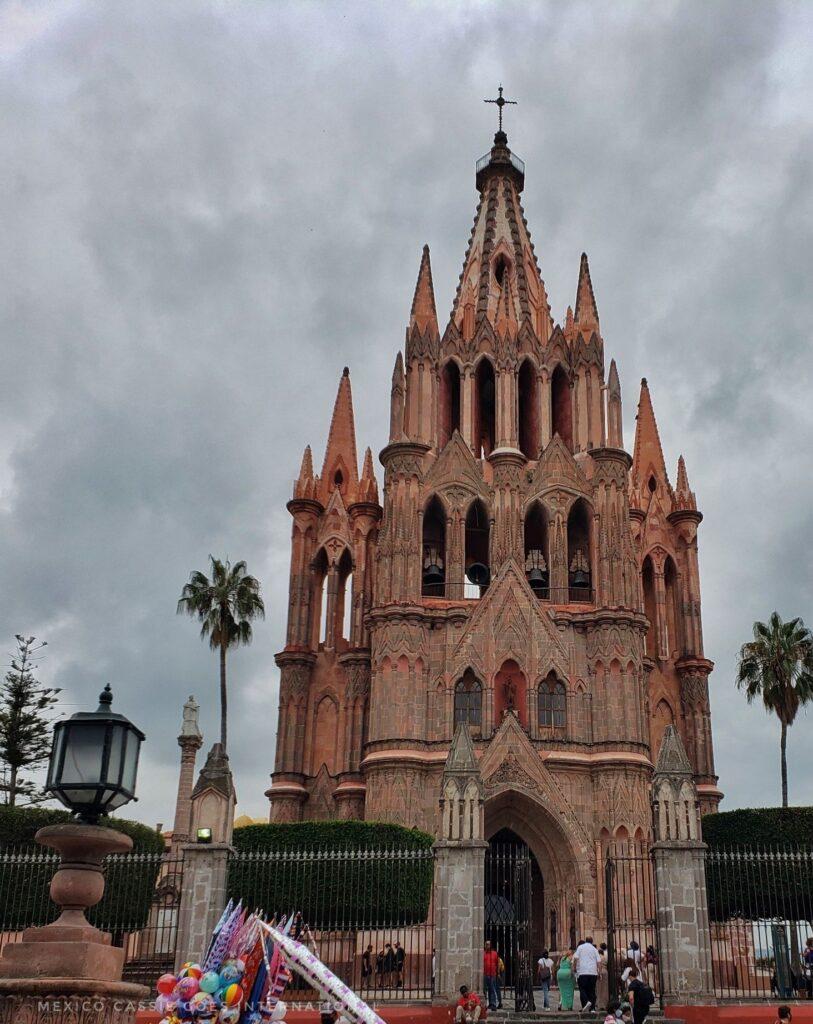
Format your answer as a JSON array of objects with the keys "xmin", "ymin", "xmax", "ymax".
[{"xmin": 484, "ymin": 84, "xmax": 517, "ymax": 134}]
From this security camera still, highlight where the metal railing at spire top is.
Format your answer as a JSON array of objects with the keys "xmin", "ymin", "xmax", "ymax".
[{"xmin": 475, "ymin": 151, "xmax": 525, "ymax": 176}]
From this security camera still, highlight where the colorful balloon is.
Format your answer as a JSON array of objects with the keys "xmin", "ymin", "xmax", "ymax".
[
  {"xmin": 190, "ymin": 991, "xmax": 218, "ymax": 1018},
  {"xmin": 219, "ymin": 963, "xmax": 241, "ymax": 985},
  {"xmin": 180, "ymin": 961, "xmax": 203, "ymax": 979},
  {"xmin": 218, "ymin": 1008, "xmax": 241, "ymax": 1024},
  {"xmin": 200, "ymin": 971, "xmax": 221, "ymax": 994},
  {"xmin": 157, "ymin": 973, "xmax": 177, "ymax": 995},
  {"xmin": 177, "ymin": 975, "xmax": 200, "ymax": 999},
  {"xmin": 269, "ymin": 1001, "xmax": 287, "ymax": 1020},
  {"xmin": 221, "ymin": 982, "xmax": 243, "ymax": 1006}
]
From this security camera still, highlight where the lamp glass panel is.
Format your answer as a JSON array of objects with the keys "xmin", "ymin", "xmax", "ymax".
[
  {"xmin": 106, "ymin": 725, "xmax": 124, "ymax": 785},
  {"xmin": 121, "ymin": 729, "xmax": 139, "ymax": 793},
  {"xmin": 108, "ymin": 790, "xmax": 129, "ymax": 810},
  {"xmin": 61, "ymin": 787, "xmax": 98, "ymax": 804},
  {"xmin": 59, "ymin": 723, "xmax": 106, "ymax": 785},
  {"xmin": 47, "ymin": 727, "xmax": 66, "ymax": 788}
]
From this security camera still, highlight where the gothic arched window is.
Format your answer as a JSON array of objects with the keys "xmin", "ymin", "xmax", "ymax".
[
  {"xmin": 422, "ymin": 496, "xmax": 446, "ymax": 597},
  {"xmin": 440, "ymin": 361, "xmax": 461, "ymax": 449},
  {"xmin": 464, "ymin": 499, "xmax": 490, "ymax": 596},
  {"xmin": 538, "ymin": 674, "xmax": 566, "ymax": 730},
  {"xmin": 567, "ymin": 498, "xmax": 592, "ymax": 602},
  {"xmin": 642, "ymin": 555, "xmax": 657, "ymax": 659},
  {"xmin": 524, "ymin": 501, "xmax": 549, "ymax": 599},
  {"xmin": 454, "ymin": 671, "xmax": 482, "ymax": 731},
  {"xmin": 518, "ymin": 358, "xmax": 539, "ymax": 459},
  {"xmin": 551, "ymin": 364, "xmax": 572, "ymax": 451},
  {"xmin": 474, "ymin": 358, "xmax": 496, "ymax": 458}
]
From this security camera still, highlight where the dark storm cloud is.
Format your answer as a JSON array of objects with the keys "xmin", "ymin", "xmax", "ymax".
[{"xmin": 0, "ymin": 0, "xmax": 810, "ymax": 825}]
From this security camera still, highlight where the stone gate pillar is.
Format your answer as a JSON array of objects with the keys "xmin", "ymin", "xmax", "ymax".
[
  {"xmin": 433, "ymin": 724, "xmax": 487, "ymax": 1002},
  {"xmin": 651, "ymin": 725, "xmax": 715, "ymax": 1005}
]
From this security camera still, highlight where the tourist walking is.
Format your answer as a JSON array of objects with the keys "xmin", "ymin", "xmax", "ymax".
[
  {"xmin": 597, "ymin": 942, "xmax": 609, "ymax": 1010},
  {"xmin": 483, "ymin": 940, "xmax": 500, "ymax": 1011},
  {"xmin": 382, "ymin": 942, "xmax": 397, "ymax": 987},
  {"xmin": 557, "ymin": 948, "xmax": 576, "ymax": 1011},
  {"xmin": 537, "ymin": 948, "xmax": 554, "ymax": 1009},
  {"xmin": 804, "ymin": 937, "xmax": 813, "ymax": 999},
  {"xmin": 574, "ymin": 936, "xmax": 600, "ymax": 1012},
  {"xmin": 394, "ymin": 940, "xmax": 405, "ymax": 988}
]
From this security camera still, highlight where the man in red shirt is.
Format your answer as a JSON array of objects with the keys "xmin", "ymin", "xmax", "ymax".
[
  {"xmin": 455, "ymin": 985, "xmax": 483, "ymax": 1022},
  {"xmin": 483, "ymin": 940, "xmax": 500, "ymax": 1011}
]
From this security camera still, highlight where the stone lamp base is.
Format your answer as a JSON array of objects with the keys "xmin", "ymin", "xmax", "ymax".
[{"xmin": 0, "ymin": 823, "xmax": 149, "ymax": 1024}]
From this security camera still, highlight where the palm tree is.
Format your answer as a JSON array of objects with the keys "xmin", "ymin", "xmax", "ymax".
[
  {"xmin": 736, "ymin": 611, "xmax": 813, "ymax": 807},
  {"xmin": 177, "ymin": 556, "xmax": 264, "ymax": 753}
]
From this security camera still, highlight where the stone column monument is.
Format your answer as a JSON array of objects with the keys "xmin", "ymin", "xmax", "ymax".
[
  {"xmin": 171, "ymin": 695, "xmax": 203, "ymax": 847},
  {"xmin": 651, "ymin": 724, "xmax": 715, "ymax": 1005},
  {"xmin": 433, "ymin": 724, "xmax": 487, "ymax": 1002}
]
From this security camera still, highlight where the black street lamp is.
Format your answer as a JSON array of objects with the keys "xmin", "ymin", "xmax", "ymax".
[{"xmin": 45, "ymin": 684, "xmax": 145, "ymax": 823}]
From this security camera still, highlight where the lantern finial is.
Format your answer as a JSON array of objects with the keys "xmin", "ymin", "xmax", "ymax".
[{"xmin": 98, "ymin": 684, "xmax": 113, "ymax": 710}]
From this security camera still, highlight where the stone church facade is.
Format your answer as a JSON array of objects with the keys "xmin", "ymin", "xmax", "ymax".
[{"xmin": 268, "ymin": 127, "xmax": 721, "ymax": 934}]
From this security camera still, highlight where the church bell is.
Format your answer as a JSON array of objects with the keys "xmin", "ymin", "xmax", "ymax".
[{"xmin": 466, "ymin": 562, "xmax": 490, "ymax": 587}]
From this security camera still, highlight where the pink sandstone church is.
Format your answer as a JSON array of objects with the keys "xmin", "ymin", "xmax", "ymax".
[{"xmin": 268, "ymin": 124, "xmax": 721, "ymax": 933}]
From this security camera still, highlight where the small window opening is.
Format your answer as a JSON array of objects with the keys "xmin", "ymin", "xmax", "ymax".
[
  {"xmin": 648, "ymin": 476, "xmax": 657, "ymax": 493},
  {"xmin": 494, "ymin": 254, "xmax": 509, "ymax": 288},
  {"xmin": 334, "ymin": 469, "xmax": 344, "ymax": 488}
]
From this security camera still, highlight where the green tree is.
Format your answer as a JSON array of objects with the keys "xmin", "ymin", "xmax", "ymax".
[
  {"xmin": 177, "ymin": 557, "xmax": 264, "ymax": 752},
  {"xmin": 0, "ymin": 636, "xmax": 60, "ymax": 806},
  {"xmin": 736, "ymin": 611, "xmax": 813, "ymax": 807}
]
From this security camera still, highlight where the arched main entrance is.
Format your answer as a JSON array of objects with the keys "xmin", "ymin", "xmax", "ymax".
[
  {"xmin": 484, "ymin": 827, "xmax": 540, "ymax": 1009},
  {"xmin": 484, "ymin": 786, "xmax": 589, "ymax": 997}
]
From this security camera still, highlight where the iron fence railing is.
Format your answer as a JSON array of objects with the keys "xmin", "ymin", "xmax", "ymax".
[
  {"xmin": 705, "ymin": 845, "xmax": 813, "ymax": 1002},
  {"xmin": 605, "ymin": 842, "xmax": 661, "ymax": 1004},
  {"xmin": 0, "ymin": 847, "xmax": 184, "ymax": 987},
  {"xmin": 421, "ymin": 580, "xmax": 595, "ymax": 604},
  {"xmin": 227, "ymin": 846, "xmax": 435, "ymax": 1002}
]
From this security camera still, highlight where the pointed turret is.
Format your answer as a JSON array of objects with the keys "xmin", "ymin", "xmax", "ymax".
[
  {"xmin": 632, "ymin": 378, "xmax": 669, "ymax": 489},
  {"xmin": 564, "ymin": 304, "xmax": 575, "ymax": 342},
  {"xmin": 447, "ymin": 131, "xmax": 551, "ymax": 345},
  {"xmin": 607, "ymin": 359, "xmax": 623, "ymax": 448},
  {"xmin": 319, "ymin": 367, "xmax": 358, "ymax": 504},
  {"xmin": 409, "ymin": 245, "xmax": 439, "ymax": 338},
  {"xmin": 293, "ymin": 444, "xmax": 317, "ymax": 500},
  {"xmin": 357, "ymin": 446, "xmax": 379, "ymax": 505},
  {"xmin": 573, "ymin": 252, "xmax": 600, "ymax": 335},
  {"xmin": 674, "ymin": 455, "xmax": 698, "ymax": 513},
  {"xmin": 389, "ymin": 350, "xmax": 405, "ymax": 443}
]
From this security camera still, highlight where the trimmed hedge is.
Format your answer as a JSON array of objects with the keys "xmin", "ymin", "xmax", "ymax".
[
  {"xmin": 702, "ymin": 808, "xmax": 813, "ymax": 923},
  {"xmin": 0, "ymin": 805, "xmax": 166, "ymax": 932},
  {"xmin": 702, "ymin": 807, "xmax": 813, "ymax": 849},
  {"xmin": 229, "ymin": 820, "xmax": 434, "ymax": 927}
]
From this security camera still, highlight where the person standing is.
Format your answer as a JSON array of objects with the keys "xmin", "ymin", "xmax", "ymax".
[
  {"xmin": 574, "ymin": 936, "xmax": 600, "ymax": 1012},
  {"xmin": 557, "ymin": 948, "xmax": 576, "ymax": 1011},
  {"xmin": 394, "ymin": 941, "xmax": 405, "ymax": 989},
  {"xmin": 483, "ymin": 940, "xmax": 500, "ymax": 1011},
  {"xmin": 803, "ymin": 937, "xmax": 813, "ymax": 999},
  {"xmin": 537, "ymin": 948, "xmax": 554, "ymax": 1009},
  {"xmin": 361, "ymin": 944, "xmax": 373, "ymax": 987},
  {"xmin": 383, "ymin": 942, "xmax": 396, "ymax": 988},
  {"xmin": 596, "ymin": 942, "xmax": 609, "ymax": 1010}
]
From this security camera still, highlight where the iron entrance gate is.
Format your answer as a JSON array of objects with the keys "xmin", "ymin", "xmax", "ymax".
[
  {"xmin": 604, "ymin": 842, "xmax": 661, "ymax": 1005},
  {"xmin": 485, "ymin": 841, "xmax": 534, "ymax": 1010}
]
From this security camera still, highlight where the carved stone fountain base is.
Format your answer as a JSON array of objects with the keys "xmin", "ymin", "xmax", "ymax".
[{"xmin": 0, "ymin": 824, "xmax": 150, "ymax": 1023}]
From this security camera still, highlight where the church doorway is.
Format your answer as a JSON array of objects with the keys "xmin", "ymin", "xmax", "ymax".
[{"xmin": 485, "ymin": 827, "xmax": 540, "ymax": 1009}]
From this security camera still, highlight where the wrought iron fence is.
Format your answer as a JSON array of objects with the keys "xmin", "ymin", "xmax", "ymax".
[
  {"xmin": 227, "ymin": 846, "xmax": 435, "ymax": 1001},
  {"xmin": 0, "ymin": 847, "xmax": 184, "ymax": 987},
  {"xmin": 705, "ymin": 845, "xmax": 813, "ymax": 1002},
  {"xmin": 484, "ymin": 842, "xmax": 534, "ymax": 1010},
  {"xmin": 605, "ymin": 842, "xmax": 661, "ymax": 1004}
]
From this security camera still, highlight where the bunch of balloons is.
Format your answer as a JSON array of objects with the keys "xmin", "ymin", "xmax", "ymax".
[{"xmin": 154, "ymin": 960, "xmax": 287, "ymax": 1022}]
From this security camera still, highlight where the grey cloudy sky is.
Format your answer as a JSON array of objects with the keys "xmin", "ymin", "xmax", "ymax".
[{"xmin": 1, "ymin": 0, "xmax": 811, "ymax": 829}]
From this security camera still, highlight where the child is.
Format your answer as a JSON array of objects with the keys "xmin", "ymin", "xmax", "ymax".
[{"xmin": 604, "ymin": 997, "xmax": 621, "ymax": 1022}]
